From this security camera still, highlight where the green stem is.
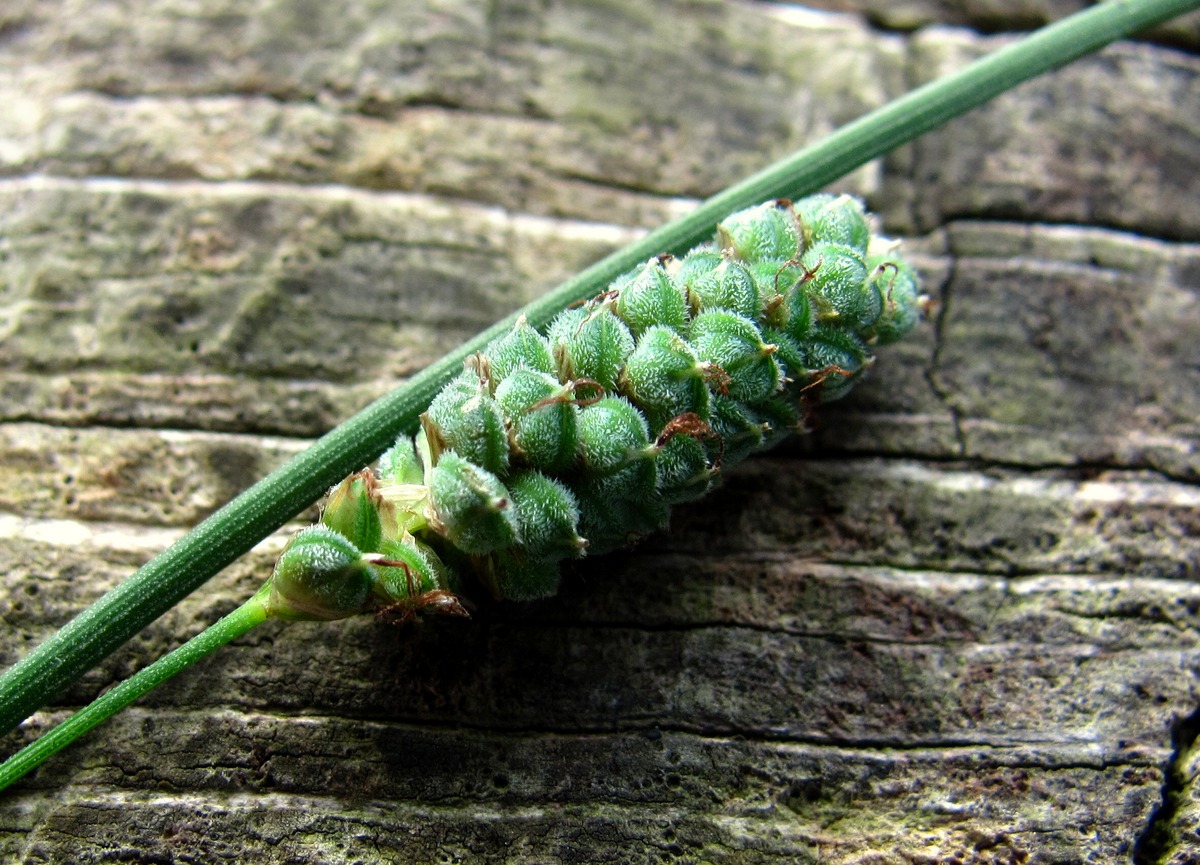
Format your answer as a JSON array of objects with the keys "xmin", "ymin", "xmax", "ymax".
[
  {"xmin": 0, "ymin": 592, "xmax": 270, "ymax": 794},
  {"xmin": 1, "ymin": 0, "xmax": 1196, "ymax": 737}
]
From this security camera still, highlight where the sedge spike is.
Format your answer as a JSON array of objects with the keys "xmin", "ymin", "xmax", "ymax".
[
  {"xmin": 0, "ymin": 195, "xmax": 923, "ymax": 792},
  {"xmin": 267, "ymin": 194, "xmax": 924, "ymax": 607}
]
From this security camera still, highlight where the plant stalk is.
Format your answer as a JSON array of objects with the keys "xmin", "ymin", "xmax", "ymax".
[
  {"xmin": 0, "ymin": 592, "xmax": 270, "ymax": 793},
  {"xmin": 2, "ymin": 0, "xmax": 1197, "ymax": 737}
]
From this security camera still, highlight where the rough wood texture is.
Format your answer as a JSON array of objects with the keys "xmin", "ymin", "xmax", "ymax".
[{"xmin": 1, "ymin": 1, "xmax": 1198, "ymax": 863}]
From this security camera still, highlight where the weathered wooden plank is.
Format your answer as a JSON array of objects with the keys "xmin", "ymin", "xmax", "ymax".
[{"xmin": 1, "ymin": 1, "xmax": 1198, "ymax": 863}]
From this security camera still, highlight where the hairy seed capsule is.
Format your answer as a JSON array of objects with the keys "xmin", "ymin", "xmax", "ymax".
[
  {"xmin": 495, "ymin": 368, "xmax": 580, "ymax": 472},
  {"xmin": 424, "ymin": 372, "xmax": 510, "ymax": 474},
  {"xmin": 577, "ymin": 396, "xmax": 651, "ymax": 475},
  {"xmin": 268, "ymin": 527, "xmax": 376, "ymax": 622},
  {"xmin": 680, "ymin": 254, "xmax": 761, "ymax": 320},
  {"xmin": 484, "ymin": 318, "xmax": 556, "ymax": 386},
  {"xmin": 760, "ymin": 326, "xmax": 805, "ymax": 383},
  {"xmin": 864, "ymin": 255, "xmax": 922, "ymax": 345},
  {"xmin": 614, "ymin": 258, "xmax": 689, "ymax": 337},
  {"xmin": 801, "ymin": 325, "xmax": 870, "ymax": 402},
  {"xmin": 718, "ymin": 200, "xmax": 801, "ymax": 262},
  {"xmin": 754, "ymin": 257, "xmax": 803, "ymax": 301},
  {"xmin": 577, "ymin": 468, "xmax": 668, "ymax": 555},
  {"xmin": 799, "ymin": 242, "xmax": 872, "ymax": 328},
  {"xmin": 374, "ymin": 538, "xmax": 444, "ymax": 601},
  {"xmin": 377, "ymin": 435, "xmax": 424, "ymax": 485},
  {"xmin": 505, "ymin": 470, "xmax": 587, "ymax": 561},
  {"xmin": 707, "ymin": 394, "xmax": 767, "ymax": 465},
  {"xmin": 547, "ymin": 306, "xmax": 635, "ymax": 396},
  {"xmin": 488, "ymin": 549, "xmax": 563, "ymax": 602},
  {"xmin": 755, "ymin": 395, "xmax": 803, "ymax": 450},
  {"xmin": 796, "ymin": 193, "xmax": 870, "ymax": 253},
  {"xmin": 689, "ymin": 310, "xmax": 782, "ymax": 403},
  {"xmin": 674, "ymin": 248, "xmax": 721, "ymax": 304},
  {"xmin": 655, "ymin": 432, "xmax": 716, "ymax": 505},
  {"xmin": 621, "ymin": 326, "xmax": 710, "ymax": 431},
  {"xmin": 429, "ymin": 452, "xmax": 520, "ymax": 555}
]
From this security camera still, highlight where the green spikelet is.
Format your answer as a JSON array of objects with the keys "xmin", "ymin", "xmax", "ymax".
[{"xmin": 264, "ymin": 195, "xmax": 924, "ymax": 613}]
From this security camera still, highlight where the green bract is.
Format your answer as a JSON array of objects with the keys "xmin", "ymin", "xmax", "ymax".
[{"xmin": 246, "ymin": 195, "xmax": 923, "ymax": 608}]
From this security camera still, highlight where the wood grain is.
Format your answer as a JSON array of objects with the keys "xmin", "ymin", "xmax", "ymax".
[{"xmin": 1, "ymin": 1, "xmax": 1198, "ymax": 862}]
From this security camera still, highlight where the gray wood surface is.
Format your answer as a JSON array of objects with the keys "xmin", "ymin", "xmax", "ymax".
[{"xmin": 1, "ymin": 1, "xmax": 1198, "ymax": 862}]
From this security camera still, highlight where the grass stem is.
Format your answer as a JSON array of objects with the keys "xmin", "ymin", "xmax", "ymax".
[{"xmin": 0, "ymin": 593, "xmax": 270, "ymax": 793}]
